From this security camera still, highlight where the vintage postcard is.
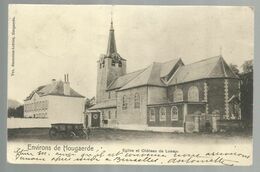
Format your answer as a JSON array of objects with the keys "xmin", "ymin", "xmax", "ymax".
[{"xmin": 7, "ymin": 5, "xmax": 253, "ymax": 166}]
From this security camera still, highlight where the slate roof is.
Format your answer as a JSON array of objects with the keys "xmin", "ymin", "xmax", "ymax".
[
  {"xmin": 107, "ymin": 58, "xmax": 183, "ymax": 91},
  {"xmin": 107, "ymin": 69, "xmax": 145, "ymax": 90},
  {"xmin": 160, "ymin": 58, "xmax": 183, "ymax": 78},
  {"xmin": 107, "ymin": 55, "xmax": 238, "ymax": 91},
  {"xmin": 168, "ymin": 56, "xmax": 238, "ymax": 85},
  {"xmin": 25, "ymin": 80, "xmax": 84, "ymax": 101},
  {"xmin": 119, "ymin": 62, "xmax": 167, "ymax": 90}
]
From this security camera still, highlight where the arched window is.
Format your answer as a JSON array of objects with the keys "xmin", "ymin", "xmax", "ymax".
[
  {"xmin": 111, "ymin": 60, "xmax": 116, "ymax": 66},
  {"xmin": 149, "ymin": 108, "xmax": 155, "ymax": 122},
  {"xmin": 134, "ymin": 93, "xmax": 140, "ymax": 108},
  {"xmin": 188, "ymin": 86, "xmax": 199, "ymax": 102},
  {"xmin": 174, "ymin": 88, "xmax": 183, "ymax": 102},
  {"xmin": 171, "ymin": 106, "xmax": 178, "ymax": 121},
  {"xmin": 122, "ymin": 95, "xmax": 127, "ymax": 110},
  {"xmin": 118, "ymin": 61, "xmax": 122, "ymax": 67},
  {"xmin": 159, "ymin": 107, "xmax": 167, "ymax": 121}
]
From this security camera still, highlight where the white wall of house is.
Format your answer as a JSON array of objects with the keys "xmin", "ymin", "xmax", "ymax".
[
  {"xmin": 24, "ymin": 93, "xmax": 48, "ymax": 118},
  {"xmin": 7, "ymin": 118, "xmax": 50, "ymax": 128},
  {"xmin": 24, "ymin": 93, "xmax": 85, "ymax": 126},
  {"xmin": 48, "ymin": 95, "xmax": 85, "ymax": 124}
]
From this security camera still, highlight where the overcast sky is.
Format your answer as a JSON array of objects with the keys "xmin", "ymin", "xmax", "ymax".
[{"xmin": 8, "ymin": 5, "xmax": 254, "ymax": 103}]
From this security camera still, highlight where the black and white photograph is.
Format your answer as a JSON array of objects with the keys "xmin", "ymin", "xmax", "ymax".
[{"xmin": 7, "ymin": 5, "xmax": 253, "ymax": 165}]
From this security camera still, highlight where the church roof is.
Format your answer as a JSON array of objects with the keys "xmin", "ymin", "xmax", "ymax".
[
  {"xmin": 24, "ymin": 80, "xmax": 84, "ymax": 101},
  {"xmin": 108, "ymin": 58, "xmax": 181, "ymax": 91},
  {"xmin": 160, "ymin": 58, "xmax": 183, "ymax": 78},
  {"xmin": 107, "ymin": 55, "xmax": 238, "ymax": 91},
  {"xmin": 89, "ymin": 99, "xmax": 117, "ymax": 110},
  {"xmin": 168, "ymin": 55, "xmax": 238, "ymax": 85},
  {"xmin": 107, "ymin": 69, "xmax": 145, "ymax": 90},
  {"xmin": 107, "ymin": 21, "xmax": 117, "ymax": 56},
  {"xmin": 119, "ymin": 62, "xmax": 167, "ymax": 90},
  {"xmin": 101, "ymin": 20, "xmax": 126, "ymax": 62}
]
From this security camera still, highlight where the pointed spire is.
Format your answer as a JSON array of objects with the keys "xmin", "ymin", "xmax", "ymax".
[
  {"xmin": 219, "ymin": 46, "xmax": 222, "ymax": 56},
  {"xmin": 110, "ymin": 8, "xmax": 114, "ymax": 30},
  {"xmin": 106, "ymin": 8, "xmax": 117, "ymax": 56},
  {"xmin": 110, "ymin": 17, "xmax": 114, "ymax": 30}
]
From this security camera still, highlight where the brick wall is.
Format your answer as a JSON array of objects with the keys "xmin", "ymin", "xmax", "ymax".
[
  {"xmin": 147, "ymin": 104, "xmax": 184, "ymax": 127},
  {"xmin": 204, "ymin": 79, "xmax": 225, "ymax": 118},
  {"xmin": 187, "ymin": 104, "xmax": 205, "ymax": 114},
  {"xmin": 167, "ymin": 78, "xmax": 240, "ymax": 119},
  {"xmin": 206, "ymin": 78, "xmax": 240, "ymax": 119},
  {"xmin": 167, "ymin": 80, "xmax": 205, "ymax": 102}
]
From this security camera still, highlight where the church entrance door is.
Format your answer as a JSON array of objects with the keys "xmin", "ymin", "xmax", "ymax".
[{"xmin": 91, "ymin": 112, "xmax": 100, "ymax": 127}]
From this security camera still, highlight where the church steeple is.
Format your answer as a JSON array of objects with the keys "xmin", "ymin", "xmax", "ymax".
[
  {"xmin": 106, "ymin": 19, "xmax": 117, "ymax": 56},
  {"xmin": 96, "ymin": 13, "xmax": 126, "ymax": 103}
]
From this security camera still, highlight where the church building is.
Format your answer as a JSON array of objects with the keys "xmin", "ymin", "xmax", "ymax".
[{"xmin": 87, "ymin": 21, "xmax": 241, "ymax": 132}]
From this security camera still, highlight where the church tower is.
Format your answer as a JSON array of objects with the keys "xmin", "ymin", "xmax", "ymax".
[{"xmin": 96, "ymin": 20, "xmax": 126, "ymax": 103}]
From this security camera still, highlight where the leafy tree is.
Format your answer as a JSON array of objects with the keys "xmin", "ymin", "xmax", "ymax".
[
  {"xmin": 242, "ymin": 60, "xmax": 253, "ymax": 73},
  {"xmin": 229, "ymin": 63, "xmax": 240, "ymax": 75},
  {"xmin": 239, "ymin": 60, "xmax": 253, "ymax": 129},
  {"xmin": 8, "ymin": 105, "xmax": 24, "ymax": 118},
  {"xmin": 240, "ymin": 72, "xmax": 253, "ymax": 129},
  {"xmin": 85, "ymin": 97, "xmax": 95, "ymax": 110},
  {"xmin": 8, "ymin": 108, "xmax": 16, "ymax": 118},
  {"xmin": 228, "ymin": 60, "xmax": 253, "ymax": 129},
  {"xmin": 15, "ymin": 105, "xmax": 24, "ymax": 118}
]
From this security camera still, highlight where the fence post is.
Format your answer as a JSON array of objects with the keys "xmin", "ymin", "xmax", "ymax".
[{"xmin": 212, "ymin": 115, "xmax": 218, "ymax": 132}]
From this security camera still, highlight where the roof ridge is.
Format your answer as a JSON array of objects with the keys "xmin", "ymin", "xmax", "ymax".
[
  {"xmin": 133, "ymin": 64, "xmax": 153, "ymax": 83},
  {"xmin": 48, "ymin": 80, "xmax": 62, "ymax": 94},
  {"xmin": 165, "ymin": 66, "xmax": 182, "ymax": 85},
  {"xmin": 205, "ymin": 57, "xmax": 222, "ymax": 78},
  {"xmin": 125, "ymin": 68, "xmax": 146, "ymax": 75},
  {"xmin": 107, "ymin": 68, "xmax": 147, "ymax": 89},
  {"xmin": 220, "ymin": 57, "xmax": 228, "ymax": 77},
  {"xmin": 221, "ymin": 57, "xmax": 239, "ymax": 78},
  {"xmin": 119, "ymin": 64, "xmax": 153, "ymax": 90},
  {"xmin": 107, "ymin": 77, "xmax": 118, "ymax": 89},
  {"xmin": 147, "ymin": 63, "xmax": 158, "ymax": 84},
  {"xmin": 184, "ymin": 55, "xmax": 221, "ymax": 67}
]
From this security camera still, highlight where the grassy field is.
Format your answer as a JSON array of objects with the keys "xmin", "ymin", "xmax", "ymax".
[{"xmin": 8, "ymin": 128, "xmax": 252, "ymax": 144}]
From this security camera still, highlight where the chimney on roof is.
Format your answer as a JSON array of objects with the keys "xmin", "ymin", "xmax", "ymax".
[
  {"xmin": 64, "ymin": 74, "xmax": 70, "ymax": 96},
  {"xmin": 52, "ymin": 79, "xmax": 56, "ymax": 86}
]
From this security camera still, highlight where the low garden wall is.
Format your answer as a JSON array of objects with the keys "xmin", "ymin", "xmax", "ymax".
[{"xmin": 7, "ymin": 117, "xmax": 51, "ymax": 129}]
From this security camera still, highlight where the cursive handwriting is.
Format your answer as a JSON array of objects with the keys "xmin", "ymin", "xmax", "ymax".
[{"xmin": 11, "ymin": 144, "xmax": 250, "ymax": 166}]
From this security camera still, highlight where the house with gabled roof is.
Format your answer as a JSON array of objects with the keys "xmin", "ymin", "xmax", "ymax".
[
  {"xmin": 24, "ymin": 74, "xmax": 85, "ymax": 125},
  {"xmin": 87, "ymin": 21, "xmax": 241, "ymax": 132}
]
